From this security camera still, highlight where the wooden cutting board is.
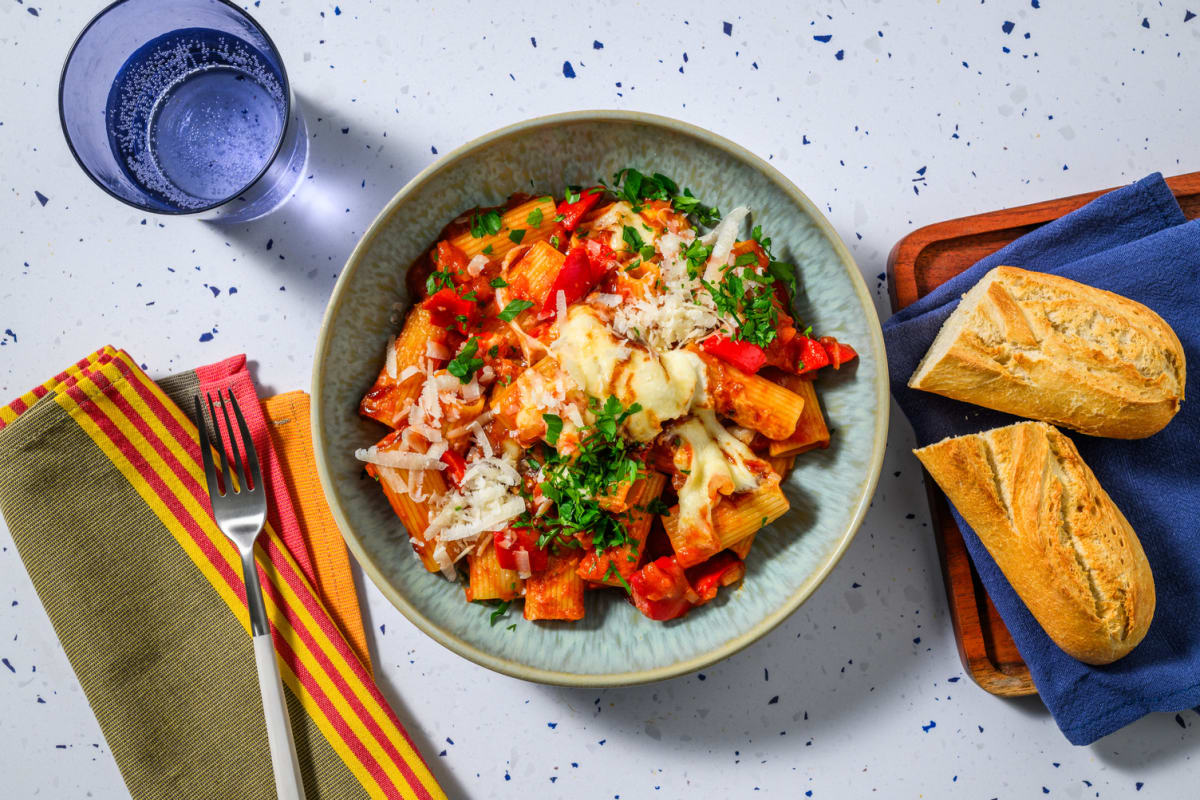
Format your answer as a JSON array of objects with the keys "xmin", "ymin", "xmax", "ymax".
[{"xmin": 886, "ymin": 171, "xmax": 1200, "ymax": 697}]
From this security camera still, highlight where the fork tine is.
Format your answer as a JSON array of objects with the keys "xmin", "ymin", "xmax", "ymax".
[
  {"xmin": 226, "ymin": 389, "xmax": 263, "ymax": 493},
  {"xmin": 206, "ymin": 392, "xmax": 234, "ymax": 496},
  {"xmin": 194, "ymin": 395, "xmax": 222, "ymax": 499},
  {"xmin": 217, "ymin": 390, "xmax": 247, "ymax": 493}
]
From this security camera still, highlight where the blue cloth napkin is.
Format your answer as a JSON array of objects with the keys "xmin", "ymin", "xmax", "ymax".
[{"xmin": 883, "ymin": 173, "xmax": 1200, "ymax": 745}]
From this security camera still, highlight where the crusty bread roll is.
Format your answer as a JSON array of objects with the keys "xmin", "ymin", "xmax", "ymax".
[
  {"xmin": 914, "ymin": 421, "xmax": 1154, "ymax": 664},
  {"xmin": 908, "ymin": 266, "xmax": 1185, "ymax": 439}
]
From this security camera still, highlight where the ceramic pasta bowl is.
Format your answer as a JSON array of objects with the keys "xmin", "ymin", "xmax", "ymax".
[{"xmin": 312, "ymin": 110, "xmax": 889, "ymax": 686}]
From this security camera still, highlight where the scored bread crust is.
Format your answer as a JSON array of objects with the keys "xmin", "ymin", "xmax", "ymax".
[
  {"xmin": 914, "ymin": 421, "xmax": 1155, "ymax": 665},
  {"xmin": 908, "ymin": 266, "xmax": 1186, "ymax": 439}
]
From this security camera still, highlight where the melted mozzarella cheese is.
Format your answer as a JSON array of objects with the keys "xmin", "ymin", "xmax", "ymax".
[
  {"xmin": 550, "ymin": 306, "xmax": 708, "ymax": 441},
  {"xmin": 671, "ymin": 409, "xmax": 765, "ymax": 537}
]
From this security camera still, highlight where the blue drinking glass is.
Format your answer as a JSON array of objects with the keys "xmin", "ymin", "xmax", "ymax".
[{"xmin": 59, "ymin": 0, "xmax": 307, "ymax": 222}]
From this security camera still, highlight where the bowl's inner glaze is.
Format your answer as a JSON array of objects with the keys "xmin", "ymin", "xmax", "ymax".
[{"xmin": 314, "ymin": 115, "xmax": 886, "ymax": 683}]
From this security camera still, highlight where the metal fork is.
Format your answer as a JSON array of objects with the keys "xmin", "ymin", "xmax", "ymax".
[{"xmin": 195, "ymin": 390, "xmax": 307, "ymax": 800}]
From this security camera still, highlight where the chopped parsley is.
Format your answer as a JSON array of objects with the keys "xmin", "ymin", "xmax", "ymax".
[
  {"xmin": 604, "ymin": 562, "xmax": 633, "ymax": 595},
  {"xmin": 563, "ymin": 186, "xmax": 582, "ymax": 204},
  {"xmin": 620, "ymin": 225, "xmax": 656, "ymax": 260},
  {"xmin": 497, "ymin": 298, "xmax": 534, "ymax": 322},
  {"xmin": 703, "ymin": 266, "xmax": 779, "ymax": 349},
  {"xmin": 607, "ymin": 167, "xmax": 720, "ymax": 225},
  {"xmin": 535, "ymin": 396, "xmax": 645, "ymax": 552},
  {"xmin": 489, "ymin": 277, "xmax": 509, "ymax": 288},
  {"xmin": 506, "ymin": 623, "xmax": 517, "ymax": 631},
  {"xmin": 425, "ymin": 268, "xmax": 456, "ymax": 294},
  {"xmin": 550, "ymin": 235, "xmax": 561, "ymax": 249},
  {"xmin": 734, "ymin": 251, "xmax": 759, "ymax": 267},
  {"xmin": 508, "ymin": 228, "xmax": 526, "ymax": 244},
  {"xmin": 489, "ymin": 600, "xmax": 511, "ymax": 626},
  {"xmin": 683, "ymin": 239, "xmax": 713, "ymax": 279},
  {"xmin": 469, "ymin": 209, "xmax": 503, "ymax": 238},
  {"xmin": 488, "ymin": 344, "xmax": 500, "ymax": 358},
  {"xmin": 447, "ymin": 338, "xmax": 484, "ymax": 383},
  {"xmin": 642, "ymin": 497, "xmax": 671, "ymax": 515},
  {"xmin": 542, "ymin": 413, "xmax": 563, "ymax": 445},
  {"xmin": 526, "ymin": 207, "xmax": 544, "ymax": 227},
  {"xmin": 482, "ymin": 244, "xmax": 494, "ymax": 255},
  {"xmin": 752, "ymin": 224, "xmax": 798, "ymax": 301}
]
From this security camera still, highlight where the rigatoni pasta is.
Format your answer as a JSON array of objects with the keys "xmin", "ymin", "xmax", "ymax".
[{"xmin": 355, "ymin": 169, "xmax": 858, "ymax": 624}]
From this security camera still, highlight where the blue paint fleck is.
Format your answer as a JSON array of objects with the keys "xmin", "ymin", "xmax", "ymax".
[
  {"xmin": 768, "ymin": 695, "xmax": 779, "ymax": 704},
  {"xmin": 722, "ymin": 21, "xmax": 732, "ymax": 36},
  {"xmin": 921, "ymin": 720, "xmax": 936, "ymax": 732},
  {"xmin": 851, "ymin": 581, "xmax": 861, "ymax": 588},
  {"xmin": 550, "ymin": 776, "xmax": 557, "ymax": 783},
  {"xmin": 446, "ymin": 737, "xmax": 454, "ymax": 745},
  {"xmin": 1, "ymin": 658, "xmax": 14, "ymax": 673},
  {"xmin": 28, "ymin": 7, "xmax": 39, "ymax": 16},
  {"xmin": 199, "ymin": 332, "xmax": 215, "ymax": 343},
  {"xmin": 834, "ymin": 49, "xmax": 844, "ymax": 60},
  {"xmin": 1142, "ymin": 17, "xmax": 1150, "ymax": 28},
  {"xmin": 530, "ymin": 36, "xmax": 537, "ymax": 47},
  {"xmin": 1136, "ymin": 782, "xmax": 1144, "ymax": 791},
  {"xmin": 341, "ymin": 127, "xmax": 350, "ymax": 134},
  {"xmin": 431, "ymin": 146, "xmax": 438, "ymax": 154},
  {"xmin": 948, "ymin": 676, "xmax": 960, "ymax": 683},
  {"xmin": 266, "ymin": 238, "xmax": 273, "ymax": 250},
  {"xmin": 379, "ymin": 624, "xmax": 386, "ymax": 635},
  {"xmin": 438, "ymin": 750, "xmax": 446, "ymax": 757},
  {"xmin": 547, "ymin": 721, "xmax": 557, "ymax": 729},
  {"xmin": 697, "ymin": 673, "xmax": 706, "ymax": 680},
  {"xmin": 34, "ymin": 191, "xmax": 49, "ymax": 206},
  {"xmin": 208, "ymin": 286, "xmax": 220, "ymax": 297},
  {"xmin": 1002, "ymin": 20, "xmax": 1015, "ymax": 34},
  {"xmin": 334, "ymin": 6, "xmax": 341, "ymax": 15},
  {"xmin": 229, "ymin": 287, "xmax": 238, "ymax": 295},
  {"xmin": 1186, "ymin": 11, "xmax": 1196, "ymax": 22},
  {"xmin": 562, "ymin": 61, "xmax": 576, "ymax": 78},
  {"xmin": 1032, "ymin": 0, "xmax": 1040, "ymax": 6},
  {"xmin": 1042, "ymin": 788, "xmax": 1049, "ymax": 795},
  {"xmin": 504, "ymin": 771, "xmax": 511, "ymax": 781},
  {"xmin": 802, "ymin": 135, "xmax": 810, "ymax": 145},
  {"xmin": 36, "ymin": 696, "xmax": 45, "ymax": 704},
  {"xmin": 593, "ymin": 40, "xmax": 604, "ymax": 49},
  {"xmin": 813, "ymin": 34, "xmax": 832, "ymax": 43},
  {"xmin": 4, "ymin": 329, "xmax": 17, "ymax": 343}
]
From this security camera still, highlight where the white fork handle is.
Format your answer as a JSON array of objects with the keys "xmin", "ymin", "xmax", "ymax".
[{"xmin": 253, "ymin": 633, "xmax": 308, "ymax": 800}]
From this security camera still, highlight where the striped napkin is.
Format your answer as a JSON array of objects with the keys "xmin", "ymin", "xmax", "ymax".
[{"xmin": 0, "ymin": 347, "xmax": 444, "ymax": 800}]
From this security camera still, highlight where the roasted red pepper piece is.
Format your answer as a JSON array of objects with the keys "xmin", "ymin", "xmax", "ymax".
[
  {"xmin": 542, "ymin": 246, "xmax": 594, "ymax": 314},
  {"xmin": 701, "ymin": 334, "xmax": 767, "ymax": 374},
  {"xmin": 819, "ymin": 336, "xmax": 858, "ymax": 369},
  {"xmin": 628, "ymin": 556, "xmax": 696, "ymax": 621},
  {"xmin": 542, "ymin": 241, "xmax": 621, "ymax": 315},
  {"xmin": 494, "ymin": 527, "xmax": 550, "ymax": 573},
  {"xmin": 556, "ymin": 186, "xmax": 605, "ymax": 231},
  {"xmin": 685, "ymin": 551, "xmax": 744, "ymax": 604},
  {"xmin": 422, "ymin": 287, "xmax": 477, "ymax": 335},
  {"xmin": 582, "ymin": 239, "xmax": 620, "ymax": 281},
  {"xmin": 439, "ymin": 450, "xmax": 467, "ymax": 486},
  {"xmin": 793, "ymin": 335, "xmax": 831, "ymax": 374}
]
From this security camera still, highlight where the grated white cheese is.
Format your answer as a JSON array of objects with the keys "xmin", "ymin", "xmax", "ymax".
[
  {"xmin": 556, "ymin": 289, "xmax": 567, "ymax": 322},
  {"xmin": 426, "ymin": 341, "xmax": 450, "ymax": 359},
  {"xmin": 424, "ymin": 454, "xmax": 526, "ymax": 548},
  {"xmin": 385, "ymin": 335, "xmax": 398, "ymax": 379},
  {"xmin": 354, "ymin": 446, "xmax": 446, "ymax": 471},
  {"xmin": 701, "ymin": 205, "xmax": 750, "ymax": 282},
  {"xmin": 466, "ymin": 254, "xmax": 489, "ymax": 276}
]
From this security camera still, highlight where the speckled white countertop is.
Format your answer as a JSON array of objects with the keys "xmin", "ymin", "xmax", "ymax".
[{"xmin": 2, "ymin": 1, "xmax": 1197, "ymax": 797}]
